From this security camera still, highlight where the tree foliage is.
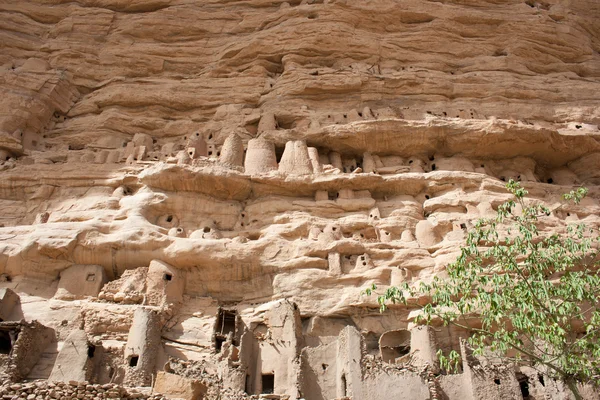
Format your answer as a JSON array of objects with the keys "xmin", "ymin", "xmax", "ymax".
[{"xmin": 367, "ymin": 180, "xmax": 600, "ymax": 398}]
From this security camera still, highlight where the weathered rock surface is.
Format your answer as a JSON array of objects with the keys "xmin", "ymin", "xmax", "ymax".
[{"xmin": 0, "ymin": 0, "xmax": 599, "ymax": 399}]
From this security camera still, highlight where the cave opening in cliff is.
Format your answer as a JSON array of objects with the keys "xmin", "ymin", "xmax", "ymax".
[
  {"xmin": 261, "ymin": 374, "xmax": 274, "ymax": 394},
  {"xmin": 0, "ymin": 330, "xmax": 11, "ymax": 354}
]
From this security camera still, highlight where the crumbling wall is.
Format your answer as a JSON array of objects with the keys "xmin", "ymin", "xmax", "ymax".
[{"xmin": 0, "ymin": 320, "xmax": 54, "ymax": 381}]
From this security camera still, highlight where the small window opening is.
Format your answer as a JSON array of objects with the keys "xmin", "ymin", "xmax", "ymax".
[
  {"xmin": 203, "ymin": 226, "xmax": 211, "ymax": 233},
  {"xmin": 431, "ymin": 164, "xmax": 436, "ymax": 171},
  {"xmin": 538, "ymin": 375, "xmax": 545, "ymax": 386},
  {"xmin": 208, "ymin": 151, "xmax": 213, "ymax": 156},
  {"xmin": 341, "ymin": 374, "xmax": 347, "ymax": 397},
  {"xmin": 575, "ymin": 125, "xmax": 582, "ymax": 129},
  {"xmin": 262, "ymin": 374, "xmax": 275, "ymax": 394},
  {"xmin": 196, "ymin": 132, "xmax": 200, "ymax": 137},
  {"xmin": 166, "ymin": 215, "xmax": 173, "ymax": 223},
  {"xmin": 87, "ymin": 344, "xmax": 96, "ymax": 358},
  {"xmin": 164, "ymin": 273, "xmax": 172, "ymax": 281},
  {"xmin": 429, "ymin": 155, "xmax": 435, "ymax": 161},
  {"xmin": 86, "ymin": 273, "xmax": 96, "ymax": 282},
  {"xmin": 494, "ymin": 378, "xmax": 501, "ymax": 385},
  {"xmin": 425, "ymin": 195, "xmax": 430, "ymax": 199},
  {"xmin": 208, "ymin": 134, "xmax": 213, "ymax": 140},
  {"xmin": 322, "ymin": 363, "xmax": 328, "ymax": 371},
  {"xmin": 217, "ymin": 151, "xmax": 221, "ymax": 157},
  {"xmin": 460, "ymin": 223, "xmax": 467, "ymax": 230},
  {"xmin": 409, "ymin": 160, "xmax": 413, "ymax": 164},
  {"xmin": 500, "ymin": 176, "xmax": 506, "ymax": 182},
  {"xmin": 177, "ymin": 228, "xmax": 183, "ymax": 233},
  {"xmin": 358, "ymin": 112, "xmax": 363, "ymax": 117},
  {"xmin": 547, "ymin": 178, "xmax": 553, "ymax": 184},
  {"xmin": 129, "ymin": 355, "xmax": 139, "ymax": 367},
  {"xmin": 0, "ymin": 331, "xmax": 12, "ymax": 354}
]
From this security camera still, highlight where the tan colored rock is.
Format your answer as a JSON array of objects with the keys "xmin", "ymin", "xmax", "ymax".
[{"xmin": 153, "ymin": 371, "xmax": 207, "ymax": 400}]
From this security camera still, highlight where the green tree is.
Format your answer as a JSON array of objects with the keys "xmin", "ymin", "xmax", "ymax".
[{"xmin": 367, "ymin": 180, "xmax": 600, "ymax": 399}]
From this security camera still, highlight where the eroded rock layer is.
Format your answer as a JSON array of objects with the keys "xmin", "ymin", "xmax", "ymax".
[{"xmin": 0, "ymin": 0, "xmax": 599, "ymax": 399}]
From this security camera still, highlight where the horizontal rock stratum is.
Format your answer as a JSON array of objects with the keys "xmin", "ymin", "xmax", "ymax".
[{"xmin": 0, "ymin": 0, "xmax": 599, "ymax": 399}]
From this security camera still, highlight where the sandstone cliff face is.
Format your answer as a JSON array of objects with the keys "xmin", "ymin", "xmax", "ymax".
[{"xmin": 0, "ymin": 0, "xmax": 599, "ymax": 399}]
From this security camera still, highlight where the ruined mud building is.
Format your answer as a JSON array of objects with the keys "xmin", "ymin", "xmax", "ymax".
[{"xmin": 0, "ymin": 0, "xmax": 600, "ymax": 399}]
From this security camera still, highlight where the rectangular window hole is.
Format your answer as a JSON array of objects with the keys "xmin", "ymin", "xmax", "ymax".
[
  {"xmin": 164, "ymin": 273, "xmax": 172, "ymax": 281},
  {"xmin": 129, "ymin": 355, "xmax": 139, "ymax": 367},
  {"xmin": 261, "ymin": 374, "xmax": 274, "ymax": 394},
  {"xmin": 86, "ymin": 273, "xmax": 96, "ymax": 282},
  {"xmin": 0, "ymin": 331, "xmax": 12, "ymax": 354}
]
